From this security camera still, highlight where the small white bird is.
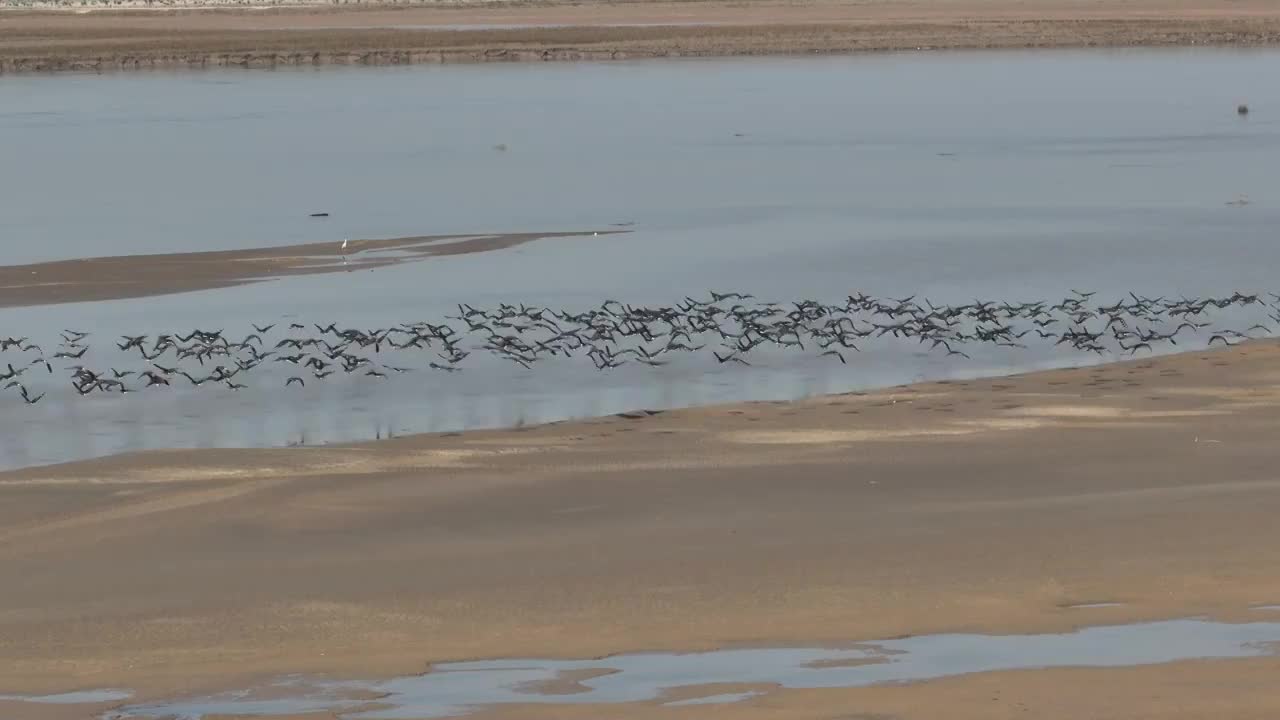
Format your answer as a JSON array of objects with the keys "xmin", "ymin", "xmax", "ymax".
[{"xmin": 341, "ymin": 238, "xmax": 348, "ymax": 250}]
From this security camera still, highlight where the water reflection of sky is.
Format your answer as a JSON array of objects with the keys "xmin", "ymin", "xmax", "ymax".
[
  {"xmin": 102, "ymin": 619, "xmax": 1280, "ymax": 719},
  {"xmin": 1, "ymin": 49, "xmax": 1278, "ymax": 469},
  {"xmin": 0, "ymin": 276, "xmax": 1273, "ymax": 472}
]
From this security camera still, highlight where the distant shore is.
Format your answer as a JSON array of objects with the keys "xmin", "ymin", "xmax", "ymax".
[{"xmin": 3, "ymin": 0, "xmax": 1280, "ymax": 74}]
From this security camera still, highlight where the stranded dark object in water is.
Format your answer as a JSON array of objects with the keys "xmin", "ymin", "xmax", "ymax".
[
  {"xmin": 1238, "ymin": 104, "xmax": 1249, "ymax": 116},
  {"xmin": 309, "ymin": 212, "xmax": 330, "ymax": 218}
]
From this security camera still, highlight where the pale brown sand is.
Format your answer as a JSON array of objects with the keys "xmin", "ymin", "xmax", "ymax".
[
  {"xmin": 3, "ymin": 340, "xmax": 1280, "ymax": 717},
  {"xmin": 2, "ymin": 0, "xmax": 1280, "ymax": 72},
  {"xmin": 0, "ymin": 230, "xmax": 611, "ymax": 308}
]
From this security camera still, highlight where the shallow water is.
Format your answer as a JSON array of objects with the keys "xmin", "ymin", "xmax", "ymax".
[
  {"xmin": 0, "ymin": 689, "xmax": 133, "ymax": 704},
  {"xmin": 2, "ymin": 49, "xmax": 1279, "ymax": 469},
  {"xmin": 93, "ymin": 619, "xmax": 1280, "ymax": 719},
  {"xmin": 664, "ymin": 691, "xmax": 765, "ymax": 706}
]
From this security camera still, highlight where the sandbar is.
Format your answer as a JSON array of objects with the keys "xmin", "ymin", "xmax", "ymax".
[
  {"xmin": 4, "ymin": 339, "xmax": 1280, "ymax": 717},
  {"xmin": 3, "ymin": 0, "xmax": 1280, "ymax": 73},
  {"xmin": 0, "ymin": 230, "xmax": 609, "ymax": 308}
]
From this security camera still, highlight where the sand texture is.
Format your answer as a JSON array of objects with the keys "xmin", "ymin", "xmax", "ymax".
[
  {"xmin": 3, "ymin": 0, "xmax": 1280, "ymax": 72},
  {"xmin": 4, "ymin": 339, "xmax": 1280, "ymax": 716}
]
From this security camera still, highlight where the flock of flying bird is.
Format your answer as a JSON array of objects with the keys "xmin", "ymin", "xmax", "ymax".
[{"xmin": 2, "ymin": 290, "xmax": 1278, "ymax": 406}]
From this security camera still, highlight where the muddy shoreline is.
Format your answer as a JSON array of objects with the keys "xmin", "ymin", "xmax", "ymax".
[
  {"xmin": 4, "ymin": 339, "xmax": 1280, "ymax": 718},
  {"xmin": 4, "ymin": 0, "xmax": 1280, "ymax": 73}
]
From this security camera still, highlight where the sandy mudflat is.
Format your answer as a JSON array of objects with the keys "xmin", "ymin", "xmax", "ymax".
[
  {"xmin": 0, "ymin": 230, "xmax": 607, "ymax": 308},
  {"xmin": 2, "ymin": 0, "xmax": 1280, "ymax": 72},
  {"xmin": 4, "ymin": 338, "xmax": 1280, "ymax": 717}
]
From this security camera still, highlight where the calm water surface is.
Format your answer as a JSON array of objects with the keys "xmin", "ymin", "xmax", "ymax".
[
  {"xmin": 1, "ymin": 49, "xmax": 1278, "ymax": 469},
  {"xmin": 79, "ymin": 619, "xmax": 1280, "ymax": 718}
]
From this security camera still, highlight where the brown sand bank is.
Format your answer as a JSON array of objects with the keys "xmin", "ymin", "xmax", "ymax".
[
  {"xmin": 455, "ymin": 658, "xmax": 1280, "ymax": 720},
  {"xmin": 3, "ymin": 0, "xmax": 1280, "ymax": 73},
  {"xmin": 3, "ymin": 339, "xmax": 1280, "ymax": 717},
  {"xmin": 0, "ymin": 230, "xmax": 609, "ymax": 308}
]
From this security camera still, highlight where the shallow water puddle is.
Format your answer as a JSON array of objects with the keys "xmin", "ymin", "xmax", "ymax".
[
  {"xmin": 98, "ymin": 619, "xmax": 1280, "ymax": 719},
  {"xmin": 0, "ymin": 689, "xmax": 132, "ymax": 704},
  {"xmin": 663, "ymin": 690, "xmax": 765, "ymax": 706}
]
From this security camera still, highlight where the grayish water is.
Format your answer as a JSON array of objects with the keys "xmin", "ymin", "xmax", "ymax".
[
  {"xmin": 2, "ymin": 49, "xmax": 1279, "ymax": 470},
  {"xmin": 664, "ymin": 691, "xmax": 765, "ymax": 706},
  {"xmin": 0, "ymin": 689, "xmax": 133, "ymax": 704},
  {"xmin": 99, "ymin": 619, "xmax": 1280, "ymax": 719}
]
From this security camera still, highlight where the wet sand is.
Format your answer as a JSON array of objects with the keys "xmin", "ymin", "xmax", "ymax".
[
  {"xmin": 0, "ymin": 230, "xmax": 609, "ymax": 308},
  {"xmin": 454, "ymin": 658, "xmax": 1280, "ymax": 720},
  {"xmin": 3, "ymin": 0, "xmax": 1280, "ymax": 72},
  {"xmin": 4, "ymin": 339, "xmax": 1280, "ymax": 717}
]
